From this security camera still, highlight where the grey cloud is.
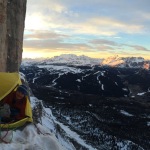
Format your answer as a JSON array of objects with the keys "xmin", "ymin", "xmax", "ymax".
[
  {"xmin": 24, "ymin": 30, "xmax": 69, "ymax": 40},
  {"xmin": 96, "ymin": 45, "xmax": 115, "ymax": 51},
  {"xmin": 26, "ymin": 0, "xmax": 150, "ymax": 34},
  {"xmin": 59, "ymin": 0, "xmax": 150, "ymax": 23},
  {"xmin": 128, "ymin": 45, "xmax": 150, "ymax": 52},
  {"xmin": 90, "ymin": 39, "xmax": 118, "ymax": 46},
  {"xmin": 28, "ymin": 0, "xmax": 150, "ymax": 20},
  {"xmin": 23, "ymin": 39, "xmax": 91, "ymax": 51}
]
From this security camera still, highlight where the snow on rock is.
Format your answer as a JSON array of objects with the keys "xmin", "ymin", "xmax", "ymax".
[
  {"xmin": 120, "ymin": 110, "xmax": 134, "ymax": 117},
  {"xmin": 137, "ymin": 92, "xmax": 146, "ymax": 96},
  {"xmin": 147, "ymin": 122, "xmax": 150, "ymax": 126},
  {"xmin": 116, "ymin": 141, "xmax": 144, "ymax": 150},
  {"xmin": 102, "ymin": 55, "xmax": 124, "ymax": 67},
  {"xmin": 76, "ymin": 79, "xmax": 81, "ymax": 82},
  {"xmin": 101, "ymin": 84, "xmax": 104, "ymax": 90},
  {"xmin": 122, "ymin": 88, "xmax": 128, "ymax": 91},
  {"xmin": 31, "ymin": 97, "xmax": 95, "ymax": 150},
  {"xmin": 29, "ymin": 96, "xmax": 97, "ymax": 150},
  {"xmin": 101, "ymin": 55, "xmax": 146, "ymax": 68},
  {"xmin": 0, "ymin": 124, "xmax": 65, "ymax": 150},
  {"xmin": 37, "ymin": 65, "xmax": 82, "ymax": 74},
  {"xmin": 41, "ymin": 100, "xmax": 97, "ymax": 150}
]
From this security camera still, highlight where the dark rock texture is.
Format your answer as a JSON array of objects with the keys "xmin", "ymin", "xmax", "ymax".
[{"xmin": 0, "ymin": 0, "xmax": 27, "ymax": 72}]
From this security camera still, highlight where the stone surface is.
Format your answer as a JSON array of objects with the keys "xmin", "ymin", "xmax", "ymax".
[{"xmin": 0, "ymin": 0, "xmax": 27, "ymax": 72}]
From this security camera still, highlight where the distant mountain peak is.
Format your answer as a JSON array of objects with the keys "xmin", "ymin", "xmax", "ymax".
[
  {"xmin": 43, "ymin": 54, "xmax": 103, "ymax": 66},
  {"xmin": 102, "ymin": 55, "xmax": 124, "ymax": 66},
  {"xmin": 101, "ymin": 56, "xmax": 149, "ymax": 68}
]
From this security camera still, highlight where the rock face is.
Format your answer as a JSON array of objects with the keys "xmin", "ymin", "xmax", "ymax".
[{"xmin": 0, "ymin": 0, "xmax": 27, "ymax": 72}]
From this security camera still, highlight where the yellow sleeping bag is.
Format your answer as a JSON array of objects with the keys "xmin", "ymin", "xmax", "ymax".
[{"xmin": 0, "ymin": 72, "xmax": 33, "ymax": 129}]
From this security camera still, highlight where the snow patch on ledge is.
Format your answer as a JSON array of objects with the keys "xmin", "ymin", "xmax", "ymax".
[
  {"xmin": 0, "ymin": 124, "xmax": 65, "ymax": 150},
  {"xmin": 137, "ymin": 92, "xmax": 146, "ymax": 96},
  {"xmin": 120, "ymin": 110, "xmax": 134, "ymax": 117}
]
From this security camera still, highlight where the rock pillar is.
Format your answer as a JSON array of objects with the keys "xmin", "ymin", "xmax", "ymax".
[{"xmin": 0, "ymin": 0, "xmax": 27, "ymax": 72}]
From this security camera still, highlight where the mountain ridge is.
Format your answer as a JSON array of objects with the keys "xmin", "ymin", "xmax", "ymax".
[{"xmin": 22, "ymin": 54, "xmax": 150, "ymax": 69}]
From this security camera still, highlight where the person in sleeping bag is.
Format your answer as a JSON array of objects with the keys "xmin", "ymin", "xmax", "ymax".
[{"xmin": 0, "ymin": 85, "xmax": 28, "ymax": 123}]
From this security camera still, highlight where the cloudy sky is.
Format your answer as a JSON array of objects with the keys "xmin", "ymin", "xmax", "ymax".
[{"xmin": 23, "ymin": 0, "xmax": 150, "ymax": 59}]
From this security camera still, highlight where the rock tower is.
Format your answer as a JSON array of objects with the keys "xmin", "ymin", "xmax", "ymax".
[{"xmin": 0, "ymin": 0, "xmax": 27, "ymax": 72}]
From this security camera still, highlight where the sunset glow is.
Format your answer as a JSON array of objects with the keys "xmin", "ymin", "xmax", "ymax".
[{"xmin": 23, "ymin": 0, "xmax": 150, "ymax": 59}]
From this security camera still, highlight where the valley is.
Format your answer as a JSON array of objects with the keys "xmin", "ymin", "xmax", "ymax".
[{"xmin": 20, "ymin": 56, "xmax": 150, "ymax": 150}]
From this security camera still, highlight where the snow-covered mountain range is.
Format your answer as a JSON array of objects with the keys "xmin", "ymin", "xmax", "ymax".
[
  {"xmin": 19, "ymin": 56, "xmax": 150, "ymax": 150},
  {"xmin": 22, "ymin": 54, "xmax": 103, "ymax": 67},
  {"xmin": 44, "ymin": 54, "xmax": 103, "ymax": 66},
  {"xmin": 22, "ymin": 54, "xmax": 150, "ymax": 69}
]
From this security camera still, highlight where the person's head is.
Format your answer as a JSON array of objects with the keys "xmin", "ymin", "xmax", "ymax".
[{"xmin": 15, "ymin": 85, "xmax": 28, "ymax": 100}]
